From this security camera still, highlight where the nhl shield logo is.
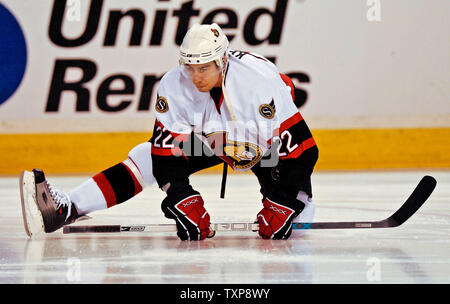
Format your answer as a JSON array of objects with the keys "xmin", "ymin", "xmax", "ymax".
[{"xmin": 155, "ymin": 96, "xmax": 169, "ymax": 113}]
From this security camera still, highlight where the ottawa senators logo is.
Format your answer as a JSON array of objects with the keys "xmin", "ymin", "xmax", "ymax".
[
  {"xmin": 206, "ymin": 132, "xmax": 263, "ymax": 170},
  {"xmin": 155, "ymin": 96, "xmax": 169, "ymax": 113},
  {"xmin": 259, "ymin": 99, "xmax": 276, "ymax": 119}
]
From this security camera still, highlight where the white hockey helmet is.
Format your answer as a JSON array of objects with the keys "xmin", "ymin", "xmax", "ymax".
[{"xmin": 179, "ymin": 23, "xmax": 229, "ymax": 69}]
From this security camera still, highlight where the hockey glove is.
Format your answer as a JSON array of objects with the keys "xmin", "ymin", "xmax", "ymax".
[
  {"xmin": 161, "ymin": 185, "xmax": 212, "ymax": 241},
  {"xmin": 257, "ymin": 193, "xmax": 305, "ymax": 240}
]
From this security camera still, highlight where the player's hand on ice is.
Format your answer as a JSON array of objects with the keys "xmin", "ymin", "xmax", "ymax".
[
  {"xmin": 256, "ymin": 194, "xmax": 305, "ymax": 240},
  {"xmin": 161, "ymin": 187, "xmax": 213, "ymax": 241}
]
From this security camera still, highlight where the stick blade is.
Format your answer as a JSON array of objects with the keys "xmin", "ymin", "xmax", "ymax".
[{"xmin": 388, "ymin": 175, "xmax": 437, "ymax": 226}]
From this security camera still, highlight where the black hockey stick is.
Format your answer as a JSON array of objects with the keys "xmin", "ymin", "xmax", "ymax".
[
  {"xmin": 292, "ymin": 175, "xmax": 436, "ymax": 229},
  {"xmin": 220, "ymin": 163, "xmax": 228, "ymax": 199},
  {"xmin": 63, "ymin": 175, "xmax": 436, "ymax": 234}
]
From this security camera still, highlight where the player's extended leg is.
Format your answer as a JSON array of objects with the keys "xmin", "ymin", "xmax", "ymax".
[
  {"xmin": 20, "ymin": 142, "xmax": 155, "ymax": 237},
  {"xmin": 70, "ymin": 142, "xmax": 155, "ymax": 214}
]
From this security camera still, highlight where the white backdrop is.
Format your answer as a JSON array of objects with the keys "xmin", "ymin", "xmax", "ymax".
[{"xmin": 0, "ymin": 0, "xmax": 449, "ymax": 133}]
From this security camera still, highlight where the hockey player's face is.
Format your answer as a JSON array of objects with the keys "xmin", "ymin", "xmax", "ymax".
[{"xmin": 185, "ymin": 62, "xmax": 222, "ymax": 92}]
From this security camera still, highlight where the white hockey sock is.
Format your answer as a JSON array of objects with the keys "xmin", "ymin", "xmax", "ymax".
[{"xmin": 69, "ymin": 178, "xmax": 107, "ymax": 215}]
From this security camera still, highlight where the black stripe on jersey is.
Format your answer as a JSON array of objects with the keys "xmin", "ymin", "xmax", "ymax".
[{"xmin": 291, "ymin": 119, "xmax": 315, "ymax": 144}]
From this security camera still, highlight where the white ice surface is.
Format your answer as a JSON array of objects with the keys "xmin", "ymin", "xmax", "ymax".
[{"xmin": 0, "ymin": 171, "xmax": 449, "ymax": 284}]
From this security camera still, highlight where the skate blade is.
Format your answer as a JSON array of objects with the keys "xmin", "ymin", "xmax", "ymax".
[
  {"xmin": 75, "ymin": 215, "xmax": 92, "ymax": 222},
  {"xmin": 20, "ymin": 171, "xmax": 45, "ymax": 238}
]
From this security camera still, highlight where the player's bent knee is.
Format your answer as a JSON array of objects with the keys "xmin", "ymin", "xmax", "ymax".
[{"xmin": 127, "ymin": 142, "xmax": 156, "ymax": 187}]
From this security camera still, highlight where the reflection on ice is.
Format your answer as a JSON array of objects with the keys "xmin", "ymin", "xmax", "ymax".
[{"xmin": 0, "ymin": 171, "xmax": 449, "ymax": 283}]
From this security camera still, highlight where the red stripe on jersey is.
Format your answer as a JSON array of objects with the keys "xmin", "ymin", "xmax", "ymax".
[
  {"xmin": 121, "ymin": 161, "xmax": 143, "ymax": 195},
  {"xmin": 92, "ymin": 172, "xmax": 117, "ymax": 208},
  {"xmin": 281, "ymin": 112, "xmax": 304, "ymax": 130},
  {"xmin": 267, "ymin": 112, "xmax": 316, "ymax": 159},
  {"xmin": 280, "ymin": 137, "xmax": 316, "ymax": 160},
  {"xmin": 152, "ymin": 119, "xmax": 189, "ymax": 157},
  {"xmin": 151, "ymin": 146, "xmax": 184, "ymax": 156},
  {"xmin": 216, "ymin": 94, "xmax": 224, "ymax": 113},
  {"xmin": 173, "ymin": 133, "xmax": 190, "ymax": 143},
  {"xmin": 155, "ymin": 120, "xmax": 190, "ymax": 142},
  {"xmin": 280, "ymin": 73, "xmax": 295, "ymax": 102},
  {"xmin": 270, "ymin": 112, "xmax": 304, "ymax": 141}
]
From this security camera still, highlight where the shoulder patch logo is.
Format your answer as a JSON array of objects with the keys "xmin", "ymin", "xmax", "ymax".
[
  {"xmin": 259, "ymin": 99, "xmax": 276, "ymax": 119},
  {"xmin": 155, "ymin": 96, "xmax": 169, "ymax": 113}
]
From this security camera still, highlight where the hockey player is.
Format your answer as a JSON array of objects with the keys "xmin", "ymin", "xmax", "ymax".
[
  {"xmin": 150, "ymin": 23, "xmax": 318, "ymax": 240},
  {"xmin": 20, "ymin": 23, "xmax": 318, "ymax": 241}
]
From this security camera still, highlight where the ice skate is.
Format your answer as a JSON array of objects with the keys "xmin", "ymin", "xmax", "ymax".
[{"xmin": 20, "ymin": 169, "xmax": 80, "ymax": 237}]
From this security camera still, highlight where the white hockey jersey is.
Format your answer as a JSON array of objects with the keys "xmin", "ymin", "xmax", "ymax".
[{"xmin": 152, "ymin": 50, "xmax": 312, "ymax": 171}]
